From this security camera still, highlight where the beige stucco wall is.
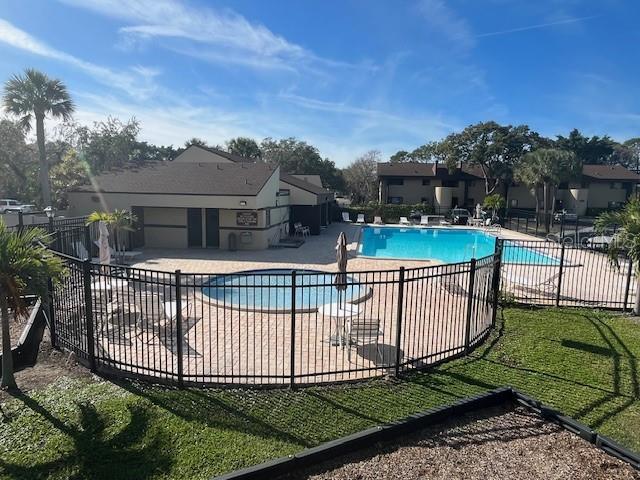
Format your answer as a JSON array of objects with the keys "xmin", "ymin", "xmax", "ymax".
[
  {"xmin": 172, "ymin": 146, "xmax": 233, "ymax": 164},
  {"xmin": 385, "ymin": 178, "xmax": 435, "ymax": 204},
  {"xmin": 280, "ymin": 181, "xmax": 318, "ymax": 206},
  {"xmin": 587, "ymin": 182, "xmax": 629, "ymax": 209},
  {"xmin": 142, "ymin": 207, "xmax": 188, "ymax": 248}
]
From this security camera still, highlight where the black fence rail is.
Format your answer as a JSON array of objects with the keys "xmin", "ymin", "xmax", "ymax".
[
  {"xmin": 50, "ymin": 251, "xmax": 499, "ymax": 386},
  {"xmin": 500, "ymin": 240, "xmax": 633, "ymax": 310},
  {"xmin": 503, "ymin": 209, "xmax": 601, "ymax": 243}
]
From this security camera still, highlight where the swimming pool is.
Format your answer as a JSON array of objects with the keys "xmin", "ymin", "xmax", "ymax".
[
  {"xmin": 358, "ymin": 227, "xmax": 558, "ymax": 265},
  {"xmin": 201, "ymin": 269, "xmax": 370, "ymax": 312}
]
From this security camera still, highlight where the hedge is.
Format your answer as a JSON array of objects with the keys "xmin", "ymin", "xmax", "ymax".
[{"xmin": 338, "ymin": 203, "xmax": 435, "ymax": 223}]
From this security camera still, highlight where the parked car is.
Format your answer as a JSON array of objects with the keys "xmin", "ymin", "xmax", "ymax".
[
  {"xmin": 448, "ymin": 208, "xmax": 471, "ymax": 225},
  {"xmin": 554, "ymin": 209, "xmax": 578, "ymax": 222},
  {"xmin": 0, "ymin": 199, "xmax": 35, "ymax": 214}
]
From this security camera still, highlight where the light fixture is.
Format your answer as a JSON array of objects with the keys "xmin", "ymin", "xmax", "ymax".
[
  {"xmin": 239, "ymin": 200, "xmax": 247, "ymax": 206},
  {"xmin": 44, "ymin": 206, "xmax": 55, "ymax": 218}
]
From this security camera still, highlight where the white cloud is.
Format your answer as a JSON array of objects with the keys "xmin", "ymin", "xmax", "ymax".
[
  {"xmin": 0, "ymin": 18, "xmax": 158, "ymax": 99},
  {"xmin": 60, "ymin": 0, "xmax": 361, "ymax": 73},
  {"xmin": 477, "ymin": 15, "xmax": 597, "ymax": 38},
  {"xmin": 417, "ymin": 0, "xmax": 475, "ymax": 51}
]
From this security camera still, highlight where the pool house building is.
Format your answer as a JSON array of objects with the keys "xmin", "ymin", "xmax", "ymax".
[{"xmin": 66, "ymin": 145, "xmax": 334, "ymax": 250}]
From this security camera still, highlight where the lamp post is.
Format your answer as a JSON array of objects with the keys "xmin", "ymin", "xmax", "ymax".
[{"xmin": 44, "ymin": 206, "xmax": 55, "ymax": 232}]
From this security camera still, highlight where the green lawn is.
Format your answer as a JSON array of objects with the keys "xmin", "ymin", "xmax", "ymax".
[{"xmin": 1, "ymin": 307, "xmax": 639, "ymax": 479}]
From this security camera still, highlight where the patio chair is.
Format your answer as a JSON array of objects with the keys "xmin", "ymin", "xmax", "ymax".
[
  {"xmin": 346, "ymin": 317, "xmax": 384, "ymax": 364},
  {"xmin": 356, "ymin": 214, "xmax": 366, "ymax": 224},
  {"xmin": 342, "ymin": 212, "xmax": 352, "ymax": 223},
  {"xmin": 503, "ymin": 271, "xmax": 560, "ymax": 295},
  {"xmin": 293, "ymin": 222, "xmax": 310, "ymax": 237},
  {"xmin": 373, "ymin": 216, "xmax": 383, "ymax": 225},
  {"xmin": 420, "ymin": 215, "xmax": 429, "ymax": 226},
  {"xmin": 399, "ymin": 216, "xmax": 411, "ymax": 225}
]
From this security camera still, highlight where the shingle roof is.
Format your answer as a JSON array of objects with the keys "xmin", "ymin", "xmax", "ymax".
[
  {"xmin": 377, "ymin": 162, "xmax": 484, "ymax": 179},
  {"xmin": 192, "ymin": 145, "xmax": 256, "ymax": 163},
  {"xmin": 582, "ymin": 164, "xmax": 640, "ymax": 181},
  {"xmin": 72, "ymin": 162, "xmax": 277, "ymax": 196},
  {"xmin": 280, "ymin": 173, "xmax": 331, "ymax": 195}
]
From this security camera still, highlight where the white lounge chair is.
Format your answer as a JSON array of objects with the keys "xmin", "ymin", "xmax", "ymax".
[
  {"xmin": 342, "ymin": 212, "xmax": 352, "ymax": 223},
  {"xmin": 346, "ymin": 317, "xmax": 383, "ymax": 363},
  {"xmin": 503, "ymin": 271, "xmax": 559, "ymax": 294},
  {"xmin": 373, "ymin": 216, "xmax": 383, "ymax": 225},
  {"xmin": 294, "ymin": 222, "xmax": 310, "ymax": 237},
  {"xmin": 399, "ymin": 216, "xmax": 411, "ymax": 225},
  {"xmin": 356, "ymin": 214, "xmax": 366, "ymax": 224},
  {"xmin": 420, "ymin": 215, "xmax": 429, "ymax": 226},
  {"xmin": 164, "ymin": 300, "xmax": 193, "ymax": 322}
]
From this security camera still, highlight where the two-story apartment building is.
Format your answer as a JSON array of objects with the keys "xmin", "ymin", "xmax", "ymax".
[{"xmin": 377, "ymin": 162, "xmax": 640, "ymax": 215}]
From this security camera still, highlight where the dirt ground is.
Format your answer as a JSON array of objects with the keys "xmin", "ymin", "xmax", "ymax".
[
  {"xmin": 279, "ymin": 406, "xmax": 639, "ymax": 480},
  {"xmin": 0, "ymin": 330, "xmax": 92, "ymax": 401}
]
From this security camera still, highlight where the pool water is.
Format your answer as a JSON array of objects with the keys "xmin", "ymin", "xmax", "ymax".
[
  {"xmin": 358, "ymin": 227, "xmax": 558, "ymax": 265},
  {"xmin": 201, "ymin": 269, "xmax": 368, "ymax": 311}
]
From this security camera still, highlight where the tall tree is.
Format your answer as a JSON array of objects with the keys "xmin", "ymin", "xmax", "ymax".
[
  {"xmin": 75, "ymin": 117, "xmax": 140, "ymax": 173},
  {"xmin": 260, "ymin": 137, "xmax": 344, "ymax": 191},
  {"xmin": 226, "ymin": 137, "xmax": 261, "ymax": 161},
  {"xmin": 343, "ymin": 150, "xmax": 380, "ymax": 204},
  {"xmin": 444, "ymin": 121, "xmax": 545, "ymax": 196},
  {"xmin": 2, "ymin": 69, "xmax": 75, "ymax": 206},
  {"xmin": 555, "ymin": 129, "xmax": 615, "ymax": 164},
  {"xmin": 0, "ymin": 220, "xmax": 64, "ymax": 389},
  {"xmin": 389, "ymin": 150, "xmax": 411, "ymax": 163},
  {"xmin": 515, "ymin": 148, "xmax": 579, "ymax": 231},
  {"xmin": 623, "ymin": 138, "xmax": 640, "ymax": 171},
  {"xmin": 184, "ymin": 137, "xmax": 209, "ymax": 148},
  {"xmin": 0, "ymin": 119, "xmax": 37, "ymax": 201}
]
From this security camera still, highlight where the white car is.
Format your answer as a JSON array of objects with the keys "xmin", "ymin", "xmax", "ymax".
[{"xmin": 0, "ymin": 199, "xmax": 35, "ymax": 214}]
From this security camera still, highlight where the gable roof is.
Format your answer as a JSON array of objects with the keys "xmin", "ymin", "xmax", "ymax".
[
  {"xmin": 582, "ymin": 164, "xmax": 640, "ymax": 181},
  {"xmin": 175, "ymin": 144, "xmax": 255, "ymax": 163},
  {"xmin": 72, "ymin": 162, "xmax": 277, "ymax": 196},
  {"xmin": 280, "ymin": 173, "xmax": 331, "ymax": 195},
  {"xmin": 377, "ymin": 162, "xmax": 484, "ymax": 179}
]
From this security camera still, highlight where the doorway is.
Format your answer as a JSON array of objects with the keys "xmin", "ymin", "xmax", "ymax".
[
  {"xmin": 205, "ymin": 208, "xmax": 219, "ymax": 248},
  {"xmin": 187, "ymin": 208, "xmax": 203, "ymax": 247}
]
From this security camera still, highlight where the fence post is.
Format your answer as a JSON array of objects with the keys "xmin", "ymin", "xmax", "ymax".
[
  {"xmin": 175, "ymin": 269, "xmax": 184, "ymax": 388},
  {"xmin": 394, "ymin": 267, "xmax": 405, "ymax": 377},
  {"xmin": 290, "ymin": 270, "xmax": 297, "ymax": 389},
  {"xmin": 555, "ymin": 244, "xmax": 566, "ymax": 307},
  {"xmin": 491, "ymin": 240, "xmax": 503, "ymax": 327},
  {"xmin": 623, "ymin": 257, "xmax": 633, "ymax": 312},
  {"xmin": 47, "ymin": 277, "xmax": 57, "ymax": 348},
  {"xmin": 82, "ymin": 259, "xmax": 96, "ymax": 371},
  {"xmin": 84, "ymin": 225, "xmax": 92, "ymax": 259},
  {"xmin": 575, "ymin": 216, "xmax": 579, "ymax": 244},
  {"xmin": 525, "ymin": 216, "xmax": 529, "ymax": 233},
  {"xmin": 18, "ymin": 211, "xmax": 24, "ymax": 232},
  {"xmin": 464, "ymin": 258, "xmax": 477, "ymax": 352},
  {"xmin": 560, "ymin": 214, "xmax": 565, "ymax": 240}
]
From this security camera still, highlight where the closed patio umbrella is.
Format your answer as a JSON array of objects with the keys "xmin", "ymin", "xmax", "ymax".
[
  {"xmin": 333, "ymin": 232, "xmax": 349, "ymax": 345},
  {"xmin": 98, "ymin": 220, "xmax": 111, "ymax": 266}
]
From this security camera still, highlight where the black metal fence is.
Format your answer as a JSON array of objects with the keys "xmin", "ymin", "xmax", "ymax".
[
  {"xmin": 48, "ymin": 249, "xmax": 499, "ymax": 386},
  {"xmin": 503, "ymin": 209, "xmax": 600, "ymax": 242}
]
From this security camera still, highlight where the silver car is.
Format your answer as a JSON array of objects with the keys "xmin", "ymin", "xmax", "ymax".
[{"xmin": 0, "ymin": 199, "xmax": 35, "ymax": 214}]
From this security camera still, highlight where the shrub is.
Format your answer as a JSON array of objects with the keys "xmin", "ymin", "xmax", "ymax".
[{"xmin": 339, "ymin": 203, "xmax": 435, "ymax": 223}]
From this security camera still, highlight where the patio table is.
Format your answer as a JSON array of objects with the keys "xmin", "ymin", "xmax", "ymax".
[{"xmin": 318, "ymin": 302, "xmax": 361, "ymax": 346}]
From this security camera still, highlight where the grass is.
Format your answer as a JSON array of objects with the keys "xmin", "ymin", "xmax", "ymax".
[{"xmin": 1, "ymin": 306, "xmax": 639, "ymax": 479}]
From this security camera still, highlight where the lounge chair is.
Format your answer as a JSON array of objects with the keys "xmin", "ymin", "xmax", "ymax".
[
  {"xmin": 399, "ymin": 216, "xmax": 411, "ymax": 225},
  {"xmin": 356, "ymin": 214, "xmax": 366, "ymax": 224},
  {"xmin": 420, "ymin": 215, "xmax": 429, "ymax": 226},
  {"xmin": 342, "ymin": 212, "xmax": 352, "ymax": 223},
  {"xmin": 503, "ymin": 271, "xmax": 559, "ymax": 295},
  {"xmin": 373, "ymin": 216, "xmax": 383, "ymax": 225},
  {"xmin": 164, "ymin": 300, "xmax": 193, "ymax": 322}
]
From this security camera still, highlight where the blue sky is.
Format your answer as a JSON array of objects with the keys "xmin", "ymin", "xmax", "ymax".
[{"xmin": 0, "ymin": 0, "xmax": 638, "ymax": 166}]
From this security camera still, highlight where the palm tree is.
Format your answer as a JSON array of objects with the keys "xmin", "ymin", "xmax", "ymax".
[
  {"xmin": 0, "ymin": 220, "xmax": 64, "ymax": 389},
  {"xmin": 87, "ymin": 210, "xmax": 137, "ymax": 263},
  {"xmin": 595, "ymin": 199, "xmax": 640, "ymax": 315},
  {"xmin": 483, "ymin": 193, "xmax": 505, "ymax": 220},
  {"xmin": 515, "ymin": 148, "xmax": 579, "ymax": 232},
  {"xmin": 3, "ymin": 69, "xmax": 75, "ymax": 206}
]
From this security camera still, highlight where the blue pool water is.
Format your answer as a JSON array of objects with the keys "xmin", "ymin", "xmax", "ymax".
[
  {"xmin": 201, "ymin": 269, "xmax": 367, "ymax": 311},
  {"xmin": 358, "ymin": 227, "xmax": 558, "ymax": 265}
]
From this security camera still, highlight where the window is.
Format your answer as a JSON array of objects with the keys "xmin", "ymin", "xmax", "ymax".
[
  {"xmin": 422, "ymin": 179, "xmax": 430, "ymax": 186},
  {"xmin": 91, "ymin": 196, "xmax": 100, "ymax": 203},
  {"xmin": 387, "ymin": 196, "xmax": 403, "ymax": 204},
  {"xmin": 420, "ymin": 197, "xmax": 430, "ymax": 204},
  {"xmin": 610, "ymin": 182, "xmax": 622, "ymax": 189},
  {"xmin": 387, "ymin": 178, "xmax": 404, "ymax": 186},
  {"xmin": 442, "ymin": 180, "xmax": 458, "ymax": 188},
  {"xmin": 266, "ymin": 209, "xmax": 271, "ymax": 226}
]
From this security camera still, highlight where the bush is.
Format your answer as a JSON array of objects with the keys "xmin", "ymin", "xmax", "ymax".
[{"xmin": 339, "ymin": 203, "xmax": 435, "ymax": 223}]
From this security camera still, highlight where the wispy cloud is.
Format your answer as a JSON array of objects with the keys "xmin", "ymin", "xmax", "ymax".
[
  {"xmin": 417, "ymin": 0, "xmax": 475, "ymax": 51},
  {"xmin": 0, "ymin": 18, "xmax": 158, "ymax": 99},
  {"xmin": 477, "ymin": 15, "xmax": 597, "ymax": 38},
  {"xmin": 60, "ymin": 0, "xmax": 367, "ymax": 74}
]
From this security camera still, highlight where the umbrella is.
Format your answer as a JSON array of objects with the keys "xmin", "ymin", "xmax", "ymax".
[
  {"xmin": 98, "ymin": 220, "xmax": 111, "ymax": 266},
  {"xmin": 475, "ymin": 203, "xmax": 482, "ymax": 219},
  {"xmin": 333, "ymin": 232, "xmax": 349, "ymax": 346}
]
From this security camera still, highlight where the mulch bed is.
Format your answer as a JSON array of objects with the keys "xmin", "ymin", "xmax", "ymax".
[{"xmin": 278, "ymin": 406, "xmax": 639, "ymax": 480}]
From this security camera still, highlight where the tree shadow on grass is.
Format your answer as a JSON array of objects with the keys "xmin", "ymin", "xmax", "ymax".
[
  {"xmin": 118, "ymin": 381, "xmax": 314, "ymax": 448},
  {"xmin": 0, "ymin": 390, "xmax": 173, "ymax": 480}
]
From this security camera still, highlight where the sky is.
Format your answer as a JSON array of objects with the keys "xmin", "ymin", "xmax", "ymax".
[{"xmin": 0, "ymin": 0, "xmax": 638, "ymax": 166}]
